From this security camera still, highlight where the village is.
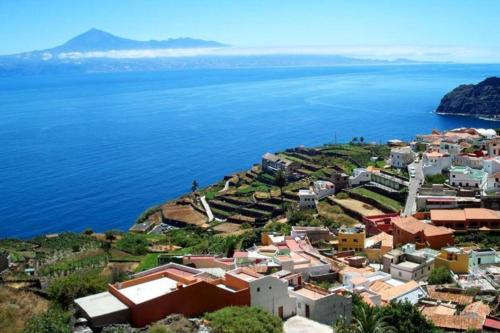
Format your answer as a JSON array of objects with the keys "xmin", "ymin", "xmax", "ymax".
[{"xmin": 1, "ymin": 127, "xmax": 500, "ymax": 333}]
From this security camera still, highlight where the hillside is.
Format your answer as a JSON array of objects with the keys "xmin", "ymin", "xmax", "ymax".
[{"xmin": 436, "ymin": 77, "xmax": 500, "ymax": 120}]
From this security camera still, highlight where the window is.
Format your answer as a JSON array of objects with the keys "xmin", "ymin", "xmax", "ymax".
[
  {"xmin": 257, "ymin": 288, "xmax": 260, "ymax": 292},
  {"xmin": 353, "ymin": 239, "xmax": 358, "ymax": 243},
  {"xmin": 398, "ymin": 271, "xmax": 402, "ymax": 277},
  {"xmin": 269, "ymin": 286, "xmax": 272, "ymax": 290}
]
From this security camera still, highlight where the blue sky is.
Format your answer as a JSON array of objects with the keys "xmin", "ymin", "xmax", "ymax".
[{"xmin": 1, "ymin": 0, "xmax": 500, "ymax": 61}]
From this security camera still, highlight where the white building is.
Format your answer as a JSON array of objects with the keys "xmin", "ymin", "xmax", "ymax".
[
  {"xmin": 449, "ymin": 166, "xmax": 488, "ymax": 189},
  {"xmin": 439, "ymin": 141, "xmax": 462, "ymax": 156},
  {"xmin": 313, "ymin": 180, "xmax": 335, "ymax": 199},
  {"xmin": 483, "ymin": 157, "xmax": 500, "ymax": 175},
  {"xmin": 383, "ymin": 245, "xmax": 437, "ymax": 282},
  {"xmin": 469, "ymin": 248, "xmax": 499, "ymax": 268},
  {"xmin": 298, "ymin": 189, "xmax": 316, "ymax": 209},
  {"xmin": 422, "ymin": 151, "xmax": 451, "ymax": 176},
  {"xmin": 453, "ymin": 154, "xmax": 485, "ymax": 170},
  {"xmin": 389, "ymin": 146, "xmax": 414, "ymax": 168},
  {"xmin": 486, "ymin": 137, "xmax": 500, "ymax": 157},
  {"xmin": 487, "ymin": 173, "xmax": 500, "ymax": 192},
  {"xmin": 248, "ymin": 275, "xmax": 297, "ymax": 319},
  {"xmin": 349, "ymin": 168, "xmax": 371, "ymax": 186},
  {"xmin": 289, "ymin": 285, "xmax": 352, "ymax": 326}
]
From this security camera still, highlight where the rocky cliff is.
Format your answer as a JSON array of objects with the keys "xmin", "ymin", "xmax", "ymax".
[{"xmin": 436, "ymin": 77, "xmax": 500, "ymax": 120}]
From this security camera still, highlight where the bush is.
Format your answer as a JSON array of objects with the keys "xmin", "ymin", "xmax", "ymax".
[
  {"xmin": 83, "ymin": 228, "xmax": 94, "ymax": 235},
  {"xmin": 47, "ymin": 270, "xmax": 107, "ymax": 308},
  {"xmin": 115, "ymin": 233, "xmax": 149, "ymax": 255},
  {"xmin": 23, "ymin": 307, "xmax": 71, "ymax": 333},
  {"xmin": 204, "ymin": 306, "xmax": 283, "ymax": 333},
  {"xmin": 425, "ymin": 174, "xmax": 447, "ymax": 185},
  {"xmin": 428, "ymin": 267, "xmax": 453, "ymax": 285},
  {"xmin": 148, "ymin": 323, "xmax": 174, "ymax": 333},
  {"xmin": 336, "ymin": 192, "xmax": 349, "ymax": 199}
]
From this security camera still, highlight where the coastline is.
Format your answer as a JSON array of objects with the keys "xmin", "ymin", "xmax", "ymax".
[{"xmin": 435, "ymin": 111, "xmax": 500, "ymax": 122}]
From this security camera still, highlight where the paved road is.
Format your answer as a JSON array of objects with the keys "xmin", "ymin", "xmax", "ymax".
[
  {"xmin": 219, "ymin": 179, "xmax": 231, "ymax": 193},
  {"xmin": 403, "ymin": 159, "xmax": 424, "ymax": 216},
  {"xmin": 200, "ymin": 196, "xmax": 214, "ymax": 222},
  {"xmin": 284, "ymin": 316, "xmax": 332, "ymax": 333}
]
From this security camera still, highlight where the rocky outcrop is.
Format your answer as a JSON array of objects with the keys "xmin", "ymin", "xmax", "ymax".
[{"xmin": 436, "ymin": 77, "xmax": 500, "ymax": 120}]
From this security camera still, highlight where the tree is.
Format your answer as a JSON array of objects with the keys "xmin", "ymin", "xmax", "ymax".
[
  {"xmin": 380, "ymin": 301, "xmax": 439, "ymax": 333},
  {"xmin": 427, "ymin": 267, "xmax": 453, "ymax": 285},
  {"xmin": 105, "ymin": 230, "xmax": 116, "ymax": 242},
  {"xmin": 360, "ymin": 137, "xmax": 365, "ymax": 144},
  {"xmin": 83, "ymin": 228, "xmax": 94, "ymax": 235},
  {"xmin": 47, "ymin": 270, "xmax": 107, "ymax": 308},
  {"xmin": 353, "ymin": 305, "xmax": 395, "ymax": 333},
  {"xmin": 191, "ymin": 180, "xmax": 199, "ymax": 193},
  {"xmin": 23, "ymin": 307, "xmax": 71, "ymax": 333},
  {"xmin": 275, "ymin": 170, "xmax": 287, "ymax": 213},
  {"xmin": 352, "ymin": 137, "xmax": 358, "ymax": 144},
  {"xmin": 204, "ymin": 306, "xmax": 283, "ymax": 333}
]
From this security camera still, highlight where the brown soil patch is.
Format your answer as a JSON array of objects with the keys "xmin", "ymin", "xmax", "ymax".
[{"xmin": 0, "ymin": 287, "xmax": 49, "ymax": 333}]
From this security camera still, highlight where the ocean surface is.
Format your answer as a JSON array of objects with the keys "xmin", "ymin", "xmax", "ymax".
[{"xmin": 1, "ymin": 64, "xmax": 500, "ymax": 238}]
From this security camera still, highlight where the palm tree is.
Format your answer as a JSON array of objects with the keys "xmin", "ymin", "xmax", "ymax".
[
  {"xmin": 275, "ymin": 170, "xmax": 287, "ymax": 213},
  {"xmin": 353, "ymin": 305, "xmax": 395, "ymax": 333},
  {"xmin": 191, "ymin": 180, "xmax": 199, "ymax": 193},
  {"xmin": 334, "ymin": 316, "xmax": 354, "ymax": 333}
]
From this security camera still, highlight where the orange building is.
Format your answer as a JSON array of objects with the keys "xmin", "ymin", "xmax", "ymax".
[
  {"xmin": 392, "ymin": 216, "xmax": 454, "ymax": 249},
  {"xmin": 431, "ymin": 208, "xmax": 500, "ymax": 231},
  {"xmin": 76, "ymin": 264, "xmax": 250, "ymax": 329}
]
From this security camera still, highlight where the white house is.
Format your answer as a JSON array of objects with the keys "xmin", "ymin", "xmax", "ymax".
[
  {"xmin": 487, "ymin": 173, "xmax": 500, "ymax": 192},
  {"xmin": 249, "ymin": 275, "xmax": 297, "ymax": 319},
  {"xmin": 349, "ymin": 168, "xmax": 371, "ymax": 186},
  {"xmin": 486, "ymin": 137, "xmax": 500, "ymax": 157},
  {"xmin": 289, "ymin": 285, "xmax": 352, "ymax": 326},
  {"xmin": 313, "ymin": 180, "xmax": 335, "ymax": 199},
  {"xmin": 439, "ymin": 141, "xmax": 462, "ymax": 156},
  {"xmin": 422, "ymin": 151, "xmax": 451, "ymax": 176},
  {"xmin": 483, "ymin": 156, "xmax": 500, "ymax": 175},
  {"xmin": 298, "ymin": 189, "xmax": 316, "ymax": 209},
  {"xmin": 453, "ymin": 153, "xmax": 485, "ymax": 170},
  {"xmin": 449, "ymin": 166, "xmax": 488, "ymax": 189},
  {"xmin": 389, "ymin": 146, "xmax": 414, "ymax": 168}
]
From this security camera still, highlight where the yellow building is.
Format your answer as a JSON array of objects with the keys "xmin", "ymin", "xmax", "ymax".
[
  {"xmin": 338, "ymin": 227, "xmax": 365, "ymax": 252},
  {"xmin": 434, "ymin": 247, "xmax": 469, "ymax": 274}
]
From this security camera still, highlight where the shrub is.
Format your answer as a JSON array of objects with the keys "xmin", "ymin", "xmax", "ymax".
[
  {"xmin": 428, "ymin": 267, "xmax": 453, "ymax": 285},
  {"xmin": 83, "ymin": 228, "xmax": 94, "ymax": 235},
  {"xmin": 115, "ymin": 233, "xmax": 149, "ymax": 255},
  {"xmin": 204, "ymin": 306, "xmax": 283, "ymax": 333},
  {"xmin": 148, "ymin": 323, "xmax": 174, "ymax": 333},
  {"xmin": 23, "ymin": 307, "xmax": 71, "ymax": 333},
  {"xmin": 336, "ymin": 192, "xmax": 349, "ymax": 199},
  {"xmin": 47, "ymin": 270, "xmax": 107, "ymax": 308}
]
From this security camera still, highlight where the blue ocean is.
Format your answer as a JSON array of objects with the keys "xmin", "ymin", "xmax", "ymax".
[{"xmin": 1, "ymin": 64, "xmax": 500, "ymax": 238}]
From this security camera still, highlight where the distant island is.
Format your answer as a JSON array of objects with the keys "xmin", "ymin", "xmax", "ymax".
[
  {"xmin": 0, "ymin": 28, "xmax": 422, "ymax": 75},
  {"xmin": 436, "ymin": 76, "xmax": 500, "ymax": 121}
]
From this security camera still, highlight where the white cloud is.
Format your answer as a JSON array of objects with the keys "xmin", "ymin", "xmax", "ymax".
[{"xmin": 56, "ymin": 45, "xmax": 500, "ymax": 63}]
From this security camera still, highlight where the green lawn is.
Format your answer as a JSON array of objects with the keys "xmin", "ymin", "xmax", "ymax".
[
  {"xmin": 350, "ymin": 187, "xmax": 403, "ymax": 212},
  {"xmin": 135, "ymin": 253, "xmax": 159, "ymax": 272}
]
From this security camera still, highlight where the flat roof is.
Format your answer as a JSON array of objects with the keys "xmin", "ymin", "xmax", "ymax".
[
  {"xmin": 75, "ymin": 291, "xmax": 128, "ymax": 318},
  {"xmin": 397, "ymin": 261, "xmax": 420, "ymax": 269},
  {"xmin": 119, "ymin": 277, "xmax": 182, "ymax": 304},
  {"xmin": 293, "ymin": 287, "xmax": 327, "ymax": 300}
]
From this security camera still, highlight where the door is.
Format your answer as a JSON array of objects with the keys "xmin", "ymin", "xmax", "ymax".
[
  {"xmin": 278, "ymin": 306, "xmax": 283, "ymax": 319},
  {"xmin": 305, "ymin": 304, "xmax": 310, "ymax": 318}
]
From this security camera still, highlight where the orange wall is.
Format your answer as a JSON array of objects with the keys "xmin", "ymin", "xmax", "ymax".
[{"xmin": 128, "ymin": 280, "xmax": 250, "ymax": 327}]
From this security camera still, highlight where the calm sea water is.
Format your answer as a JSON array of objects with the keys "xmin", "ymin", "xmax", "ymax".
[{"xmin": 1, "ymin": 64, "xmax": 500, "ymax": 238}]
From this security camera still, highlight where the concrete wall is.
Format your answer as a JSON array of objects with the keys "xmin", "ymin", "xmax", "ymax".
[
  {"xmin": 249, "ymin": 276, "xmax": 296, "ymax": 319},
  {"xmin": 291, "ymin": 291, "xmax": 352, "ymax": 326}
]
